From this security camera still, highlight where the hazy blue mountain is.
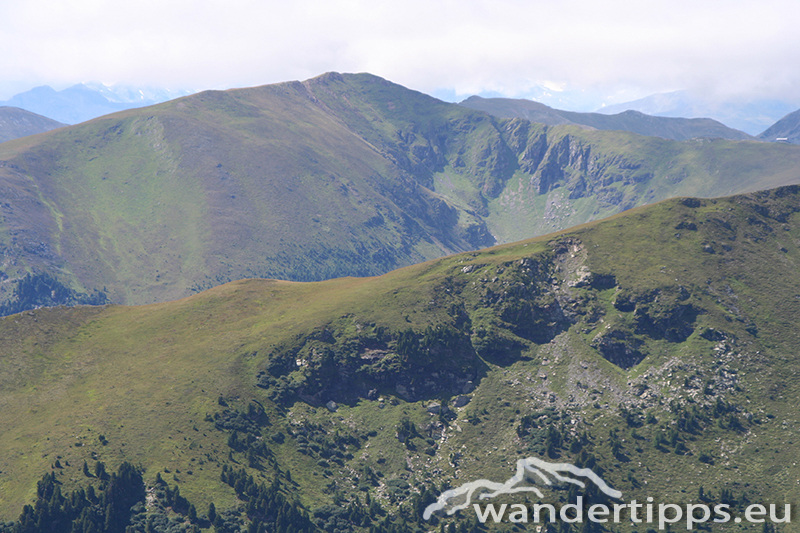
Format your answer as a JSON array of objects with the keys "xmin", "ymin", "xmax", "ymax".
[
  {"xmin": 460, "ymin": 95, "xmax": 753, "ymax": 141},
  {"xmin": 82, "ymin": 82, "xmax": 195, "ymax": 105},
  {"xmin": 595, "ymin": 90, "xmax": 800, "ymax": 135},
  {"xmin": 0, "ymin": 83, "xmax": 195, "ymax": 124}
]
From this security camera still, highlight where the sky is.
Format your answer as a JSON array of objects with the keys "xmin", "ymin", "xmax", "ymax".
[{"xmin": 2, "ymin": 0, "xmax": 800, "ymax": 109}]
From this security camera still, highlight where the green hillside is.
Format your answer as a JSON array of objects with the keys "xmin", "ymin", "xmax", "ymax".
[
  {"xmin": 1, "ymin": 73, "xmax": 800, "ymax": 316},
  {"xmin": 2, "ymin": 186, "xmax": 800, "ymax": 531},
  {"xmin": 0, "ymin": 106, "xmax": 65, "ymax": 143}
]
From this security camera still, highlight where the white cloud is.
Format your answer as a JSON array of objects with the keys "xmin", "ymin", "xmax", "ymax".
[{"xmin": 2, "ymin": 0, "xmax": 799, "ymax": 104}]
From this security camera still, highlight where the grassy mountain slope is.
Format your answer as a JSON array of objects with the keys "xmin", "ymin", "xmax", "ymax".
[
  {"xmin": 2, "ymin": 72, "xmax": 800, "ymax": 315},
  {"xmin": 460, "ymin": 95, "xmax": 754, "ymax": 141},
  {"xmin": 0, "ymin": 107, "xmax": 65, "ymax": 143},
  {"xmin": 0, "ymin": 74, "xmax": 500, "ymax": 310},
  {"xmin": 2, "ymin": 186, "xmax": 800, "ymax": 531},
  {"xmin": 759, "ymin": 107, "xmax": 800, "ymax": 144}
]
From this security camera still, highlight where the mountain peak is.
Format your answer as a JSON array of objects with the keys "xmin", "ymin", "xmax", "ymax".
[{"xmin": 758, "ymin": 107, "xmax": 800, "ymax": 143}]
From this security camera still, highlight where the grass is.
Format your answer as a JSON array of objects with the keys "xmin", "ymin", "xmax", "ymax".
[{"xmin": 2, "ymin": 187, "xmax": 800, "ymax": 531}]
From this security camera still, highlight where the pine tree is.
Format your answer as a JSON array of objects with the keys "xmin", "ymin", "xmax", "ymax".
[{"xmin": 94, "ymin": 461, "xmax": 106, "ymax": 480}]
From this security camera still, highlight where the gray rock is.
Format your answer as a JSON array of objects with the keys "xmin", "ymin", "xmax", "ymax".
[
  {"xmin": 453, "ymin": 395, "xmax": 471, "ymax": 408},
  {"xmin": 395, "ymin": 384, "xmax": 410, "ymax": 400},
  {"xmin": 427, "ymin": 403, "xmax": 443, "ymax": 414}
]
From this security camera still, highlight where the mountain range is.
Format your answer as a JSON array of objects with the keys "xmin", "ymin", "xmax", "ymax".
[
  {"xmin": 2, "ymin": 72, "xmax": 800, "ymax": 317},
  {"xmin": 1, "ymin": 185, "xmax": 799, "ymax": 532},
  {"xmin": 0, "ymin": 83, "xmax": 194, "ymax": 125},
  {"xmin": 596, "ymin": 89, "xmax": 800, "ymax": 136},
  {"xmin": 4, "ymin": 81, "xmax": 799, "ymax": 137},
  {"xmin": 459, "ymin": 96, "xmax": 753, "ymax": 141}
]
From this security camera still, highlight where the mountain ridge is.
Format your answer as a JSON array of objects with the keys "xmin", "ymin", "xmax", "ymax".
[
  {"xmin": 0, "ymin": 106, "xmax": 65, "ymax": 143},
  {"xmin": 459, "ymin": 95, "xmax": 753, "ymax": 141},
  {"xmin": 595, "ymin": 89, "xmax": 800, "ymax": 135},
  {"xmin": 2, "ymin": 72, "xmax": 800, "ymax": 316},
  {"xmin": 758, "ymin": 107, "xmax": 800, "ymax": 144}
]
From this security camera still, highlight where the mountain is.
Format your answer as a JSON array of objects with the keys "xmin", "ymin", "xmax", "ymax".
[
  {"xmin": 438, "ymin": 84, "xmax": 612, "ymax": 113},
  {"xmin": 758, "ymin": 108, "xmax": 800, "ymax": 144},
  {"xmin": 2, "ymin": 72, "xmax": 800, "ymax": 316},
  {"xmin": 81, "ymin": 82, "xmax": 195, "ymax": 106},
  {"xmin": 596, "ymin": 89, "xmax": 800, "ymax": 136},
  {"xmin": 0, "ymin": 84, "xmax": 134, "ymax": 124},
  {"xmin": 0, "ymin": 83, "xmax": 194, "ymax": 125},
  {"xmin": 0, "ymin": 106, "xmax": 65, "ymax": 143},
  {"xmin": 1, "ymin": 185, "xmax": 799, "ymax": 532},
  {"xmin": 459, "ymin": 95, "xmax": 753, "ymax": 141}
]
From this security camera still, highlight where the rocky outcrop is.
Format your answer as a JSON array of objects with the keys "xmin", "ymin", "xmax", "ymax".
[
  {"xmin": 592, "ymin": 329, "xmax": 648, "ymax": 369},
  {"xmin": 255, "ymin": 322, "xmax": 484, "ymax": 405},
  {"xmin": 499, "ymin": 121, "xmax": 654, "ymax": 208}
]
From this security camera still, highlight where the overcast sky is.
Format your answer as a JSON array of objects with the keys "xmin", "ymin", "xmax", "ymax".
[{"xmin": 2, "ymin": 0, "xmax": 799, "ymax": 107}]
